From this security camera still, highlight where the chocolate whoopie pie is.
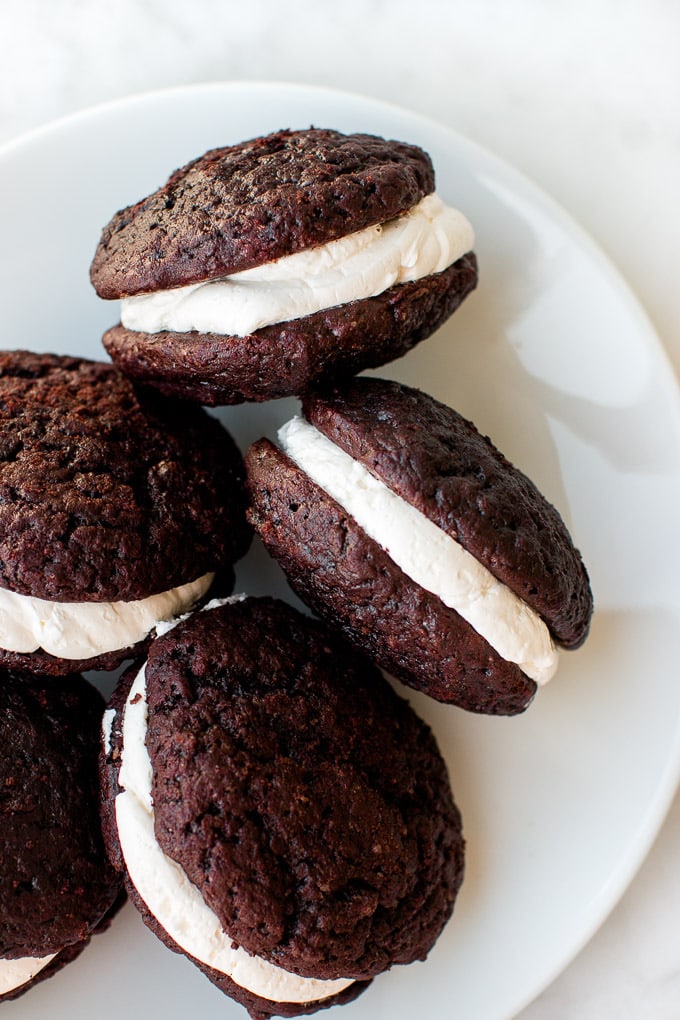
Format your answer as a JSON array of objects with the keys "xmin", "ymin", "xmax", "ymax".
[
  {"xmin": 0, "ymin": 670, "xmax": 123, "ymax": 1002},
  {"xmin": 100, "ymin": 596, "xmax": 464, "ymax": 1019},
  {"xmin": 0, "ymin": 350, "xmax": 251, "ymax": 675},
  {"xmin": 91, "ymin": 127, "xmax": 478, "ymax": 404},
  {"xmin": 246, "ymin": 377, "xmax": 594, "ymax": 716}
]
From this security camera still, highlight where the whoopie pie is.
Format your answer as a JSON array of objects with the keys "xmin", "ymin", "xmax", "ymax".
[
  {"xmin": 90, "ymin": 127, "xmax": 478, "ymax": 404},
  {"xmin": 100, "ymin": 596, "xmax": 464, "ymax": 1018},
  {"xmin": 246, "ymin": 377, "xmax": 594, "ymax": 715}
]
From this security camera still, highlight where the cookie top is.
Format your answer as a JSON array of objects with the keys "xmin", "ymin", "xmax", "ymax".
[
  {"xmin": 301, "ymin": 378, "xmax": 593, "ymax": 648},
  {"xmin": 143, "ymin": 597, "xmax": 463, "ymax": 980},
  {"xmin": 0, "ymin": 670, "xmax": 121, "ymax": 958},
  {"xmin": 0, "ymin": 351, "xmax": 250, "ymax": 602},
  {"xmin": 90, "ymin": 128, "xmax": 435, "ymax": 299}
]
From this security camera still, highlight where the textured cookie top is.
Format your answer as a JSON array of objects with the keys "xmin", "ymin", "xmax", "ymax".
[
  {"xmin": 144, "ymin": 597, "xmax": 463, "ymax": 980},
  {"xmin": 0, "ymin": 671, "xmax": 121, "ymax": 957},
  {"xmin": 90, "ymin": 128, "xmax": 435, "ymax": 299},
  {"xmin": 0, "ymin": 351, "xmax": 250, "ymax": 602},
  {"xmin": 302, "ymin": 378, "xmax": 593, "ymax": 649}
]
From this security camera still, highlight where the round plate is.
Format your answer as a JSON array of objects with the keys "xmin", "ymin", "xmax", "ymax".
[{"xmin": 2, "ymin": 82, "xmax": 680, "ymax": 1020}]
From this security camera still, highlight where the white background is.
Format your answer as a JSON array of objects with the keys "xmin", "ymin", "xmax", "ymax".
[{"xmin": 1, "ymin": 2, "xmax": 679, "ymax": 1017}]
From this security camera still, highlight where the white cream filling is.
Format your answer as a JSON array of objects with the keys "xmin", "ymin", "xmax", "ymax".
[
  {"xmin": 0, "ymin": 573, "xmax": 214, "ymax": 659},
  {"xmin": 120, "ymin": 193, "xmax": 474, "ymax": 337},
  {"xmin": 153, "ymin": 593, "xmax": 246, "ymax": 639},
  {"xmin": 115, "ymin": 665, "xmax": 353, "ymax": 1004},
  {"xmin": 102, "ymin": 708, "xmax": 116, "ymax": 757},
  {"xmin": 0, "ymin": 954, "xmax": 56, "ymax": 995},
  {"xmin": 278, "ymin": 417, "xmax": 558, "ymax": 686}
]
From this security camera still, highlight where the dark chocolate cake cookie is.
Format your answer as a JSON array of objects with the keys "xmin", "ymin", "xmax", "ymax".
[
  {"xmin": 0, "ymin": 670, "xmax": 123, "ymax": 1002},
  {"xmin": 246, "ymin": 377, "xmax": 594, "ymax": 715},
  {"xmin": 91, "ymin": 127, "xmax": 478, "ymax": 404},
  {"xmin": 0, "ymin": 350, "xmax": 250, "ymax": 674},
  {"xmin": 100, "ymin": 596, "xmax": 464, "ymax": 1019}
]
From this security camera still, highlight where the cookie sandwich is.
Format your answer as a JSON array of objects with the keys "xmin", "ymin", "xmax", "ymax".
[
  {"xmin": 100, "ymin": 597, "xmax": 464, "ymax": 1018},
  {"xmin": 91, "ymin": 127, "xmax": 478, "ymax": 404},
  {"xmin": 0, "ymin": 351, "xmax": 250, "ymax": 675},
  {"xmin": 0, "ymin": 670, "xmax": 122, "ymax": 1002},
  {"xmin": 246, "ymin": 377, "xmax": 594, "ymax": 715}
]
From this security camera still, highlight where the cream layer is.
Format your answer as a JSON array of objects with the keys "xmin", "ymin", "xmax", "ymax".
[
  {"xmin": 0, "ymin": 573, "xmax": 214, "ymax": 659},
  {"xmin": 120, "ymin": 193, "xmax": 473, "ymax": 337},
  {"xmin": 0, "ymin": 954, "xmax": 56, "ymax": 996}
]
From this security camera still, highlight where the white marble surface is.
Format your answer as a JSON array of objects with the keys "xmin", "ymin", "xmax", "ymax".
[{"xmin": 1, "ymin": 1, "xmax": 679, "ymax": 1017}]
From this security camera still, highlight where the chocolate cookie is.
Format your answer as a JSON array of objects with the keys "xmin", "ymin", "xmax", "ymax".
[
  {"xmin": 0, "ymin": 350, "xmax": 251, "ymax": 674},
  {"xmin": 91, "ymin": 127, "xmax": 478, "ymax": 404},
  {"xmin": 246, "ymin": 377, "xmax": 594, "ymax": 715},
  {"xmin": 0, "ymin": 670, "xmax": 123, "ymax": 1002},
  {"xmin": 100, "ymin": 597, "xmax": 464, "ymax": 1018}
]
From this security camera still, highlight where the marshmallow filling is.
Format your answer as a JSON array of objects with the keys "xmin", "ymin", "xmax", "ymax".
[
  {"xmin": 0, "ymin": 954, "xmax": 57, "ymax": 996},
  {"xmin": 0, "ymin": 573, "xmax": 214, "ymax": 660},
  {"xmin": 278, "ymin": 417, "xmax": 558, "ymax": 686},
  {"xmin": 114, "ymin": 664, "xmax": 354, "ymax": 1004},
  {"xmin": 120, "ymin": 193, "xmax": 474, "ymax": 338}
]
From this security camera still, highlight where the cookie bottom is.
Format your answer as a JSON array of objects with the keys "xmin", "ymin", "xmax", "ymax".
[{"xmin": 0, "ymin": 642, "xmax": 141, "ymax": 677}]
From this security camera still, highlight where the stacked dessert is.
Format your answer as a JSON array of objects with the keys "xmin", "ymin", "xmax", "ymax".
[
  {"xmin": 90, "ymin": 128, "xmax": 478, "ymax": 405},
  {"xmin": 0, "ymin": 348, "xmax": 251, "ymax": 1000},
  {"xmin": 0, "ymin": 126, "xmax": 592, "ymax": 1016}
]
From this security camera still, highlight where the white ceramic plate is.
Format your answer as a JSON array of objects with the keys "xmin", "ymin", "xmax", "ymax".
[{"xmin": 2, "ymin": 82, "xmax": 680, "ymax": 1020}]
